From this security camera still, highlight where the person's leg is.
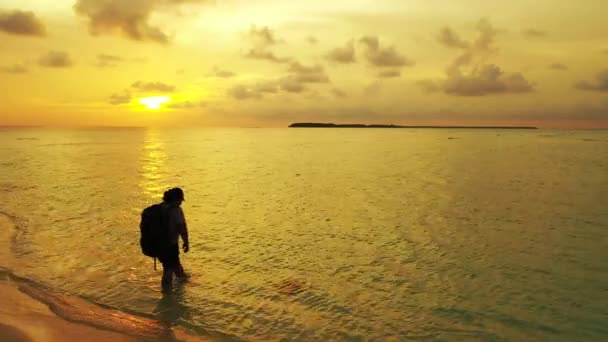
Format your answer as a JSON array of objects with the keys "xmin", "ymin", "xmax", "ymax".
[
  {"xmin": 161, "ymin": 262, "xmax": 174, "ymax": 292},
  {"xmin": 174, "ymin": 246, "xmax": 190, "ymax": 279},
  {"xmin": 159, "ymin": 245, "xmax": 178, "ymax": 292},
  {"xmin": 175, "ymin": 259, "xmax": 189, "ymax": 279},
  {"xmin": 162, "ymin": 244, "xmax": 182, "ymax": 290}
]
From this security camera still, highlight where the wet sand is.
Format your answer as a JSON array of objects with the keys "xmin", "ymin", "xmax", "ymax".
[
  {"xmin": 0, "ymin": 215, "xmax": 132, "ymax": 341},
  {"xmin": 0, "ymin": 212, "xmax": 212, "ymax": 342},
  {"xmin": 0, "ymin": 279, "xmax": 217, "ymax": 342},
  {"xmin": 0, "ymin": 281, "xmax": 136, "ymax": 342}
]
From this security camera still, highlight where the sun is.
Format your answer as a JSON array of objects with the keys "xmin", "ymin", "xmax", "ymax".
[{"xmin": 139, "ymin": 96, "xmax": 170, "ymax": 109}]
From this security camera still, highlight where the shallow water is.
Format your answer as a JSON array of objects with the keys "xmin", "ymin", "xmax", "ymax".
[{"xmin": 0, "ymin": 127, "xmax": 607, "ymax": 340}]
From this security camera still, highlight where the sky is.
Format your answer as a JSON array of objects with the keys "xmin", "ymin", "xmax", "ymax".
[{"xmin": 0, "ymin": 0, "xmax": 607, "ymax": 128}]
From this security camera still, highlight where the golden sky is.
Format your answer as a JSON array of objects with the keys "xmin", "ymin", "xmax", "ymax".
[{"xmin": 0, "ymin": 0, "xmax": 607, "ymax": 128}]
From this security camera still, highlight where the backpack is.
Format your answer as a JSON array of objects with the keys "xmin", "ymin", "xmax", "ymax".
[{"xmin": 139, "ymin": 204, "xmax": 169, "ymax": 258}]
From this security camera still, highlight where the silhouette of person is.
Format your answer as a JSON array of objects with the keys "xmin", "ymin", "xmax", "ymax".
[{"xmin": 158, "ymin": 187, "xmax": 190, "ymax": 292}]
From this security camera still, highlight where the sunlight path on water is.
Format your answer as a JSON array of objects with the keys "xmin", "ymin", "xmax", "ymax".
[{"xmin": 140, "ymin": 129, "xmax": 169, "ymax": 201}]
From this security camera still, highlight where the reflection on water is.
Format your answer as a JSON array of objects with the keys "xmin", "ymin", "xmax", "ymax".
[
  {"xmin": 141, "ymin": 129, "xmax": 168, "ymax": 200},
  {"xmin": 0, "ymin": 128, "xmax": 607, "ymax": 340},
  {"xmin": 154, "ymin": 283, "xmax": 191, "ymax": 326}
]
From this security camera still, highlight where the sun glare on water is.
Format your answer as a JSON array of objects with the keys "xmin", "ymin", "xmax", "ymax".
[{"xmin": 139, "ymin": 96, "xmax": 170, "ymax": 109}]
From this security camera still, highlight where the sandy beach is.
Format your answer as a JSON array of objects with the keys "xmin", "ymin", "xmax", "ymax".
[
  {"xmin": 1, "ymin": 214, "xmax": 132, "ymax": 341},
  {"xmin": 0, "ymin": 277, "xmax": 216, "ymax": 342},
  {"xmin": 0, "ymin": 280, "xmax": 137, "ymax": 342},
  {"xmin": 0, "ymin": 213, "xmax": 212, "ymax": 342}
]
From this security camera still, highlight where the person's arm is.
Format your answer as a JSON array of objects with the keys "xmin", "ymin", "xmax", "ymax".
[{"xmin": 178, "ymin": 207, "xmax": 190, "ymax": 252}]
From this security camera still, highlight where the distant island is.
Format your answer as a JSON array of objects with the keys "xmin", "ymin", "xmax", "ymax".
[{"xmin": 289, "ymin": 123, "xmax": 538, "ymax": 129}]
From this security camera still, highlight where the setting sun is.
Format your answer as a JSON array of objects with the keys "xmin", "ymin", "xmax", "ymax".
[{"xmin": 139, "ymin": 96, "xmax": 170, "ymax": 110}]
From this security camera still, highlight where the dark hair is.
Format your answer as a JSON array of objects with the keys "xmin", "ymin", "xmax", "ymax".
[{"xmin": 163, "ymin": 187, "xmax": 184, "ymax": 202}]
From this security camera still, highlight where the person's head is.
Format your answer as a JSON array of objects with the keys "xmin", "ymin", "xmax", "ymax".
[{"xmin": 163, "ymin": 187, "xmax": 185, "ymax": 206}]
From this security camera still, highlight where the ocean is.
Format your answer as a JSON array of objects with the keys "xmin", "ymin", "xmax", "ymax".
[{"xmin": 0, "ymin": 127, "xmax": 607, "ymax": 341}]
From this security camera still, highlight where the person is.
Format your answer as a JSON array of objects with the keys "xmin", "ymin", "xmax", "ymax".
[{"xmin": 158, "ymin": 187, "xmax": 190, "ymax": 292}]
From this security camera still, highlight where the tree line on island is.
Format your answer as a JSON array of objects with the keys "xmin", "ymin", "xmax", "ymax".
[{"xmin": 288, "ymin": 123, "xmax": 538, "ymax": 129}]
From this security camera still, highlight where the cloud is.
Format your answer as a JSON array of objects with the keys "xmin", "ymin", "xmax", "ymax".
[
  {"xmin": 167, "ymin": 100, "xmax": 206, "ymax": 109},
  {"xmin": 446, "ymin": 51, "xmax": 473, "ymax": 74},
  {"xmin": 273, "ymin": 61, "xmax": 330, "ymax": 94},
  {"xmin": 109, "ymin": 80, "xmax": 177, "ymax": 105},
  {"xmin": 0, "ymin": 64, "xmax": 28, "ymax": 74},
  {"xmin": 253, "ymin": 81, "xmax": 280, "ymax": 94},
  {"xmin": 359, "ymin": 35, "xmax": 414, "ymax": 67},
  {"xmin": 473, "ymin": 18, "xmax": 498, "ymax": 51},
  {"xmin": 325, "ymin": 40, "xmax": 356, "ymax": 64},
  {"xmin": 38, "ymin": 51, "xmax": 74, "ymax": 68},
  {"xmin": 421, "ymin": 19, "xmax": 534, "ymax": 96},
  {"xmin": 109, "ymin": 92, "xmax": 131, "ymax": 105},
  {"xmin": 208, "ymin": 66, "xmax": 235, "ymax": 78},
  {"xmin": 523, "ymin": 29, "xmax": 548, "ymax": 37},
  {"xmin": 437, "ymin": 27, "xmax": 469, "ymax": 49},
  {"xmin": 549, "ymin": 63, "xmax": 568, "ymax": 71},
  {"xmin": 247, "ymin": 25, "xmax": 282, "ymax": 47},
  {"xmin": 331, "ymin": 88, "xmax": 347, "ymax": 98},
  {"xmin": 228, "ymin": 80, "xmax": 284, "ymax": 100},
  {"xmin": 306, "ymin": 36, "xmax": 318, "ymax": 44},
  {"xmin": 364, "ymin": 80, "xmax": 382, "ymax": 95},
  {"xmin": 96, "ymin": 54, "xmax": 124, "ymax": 68},
  {"xmin": 441, "ymin": 64, "xmax": 534, "ymax": 96},
  {"xmin": 287, "ymin": 61, "xmax": 330, "ymax": 83},
  {"xmin": 228, "ymin": 85, "xmax": 263, "ymax": 100},
  {"xmin": 575, "ymin": 70, "xmax": 608, "ymax": 92},
  {"xmin": 304, "ymin": 90, "xmax": 325, "ymax": 101},
  {"xmin": 438, "ymin": 19, "xmax": 497, "ymax": 53},
  {"xmin": 73, "ymin": 0, "xmax": 208, "ymax": 44},
  {"xmin": 131, "ymin": 81, "xmax": 175, "ymax": 92},
  {"xmin": 377, "ymin": 70, "xmax": 401, "ymax": 78},
  {"xmin": 244, "ymin": 48, "xmax": 292, "ymax": 63},
  {"xmin": 243, "ymin": 25, "xmax": 292, "ymax": 64},
  {"xmin": 278, "ymin": 77, "xmax": 305, "ymax": 93},
  {"xmin": 0, "ymin": 10, "xmax": 46, "ymax": 37},
  {"xmin": 419, "ymin": 65, "xmax": 534, "ymax": 96},
  {"xmin": 416, "ymin": 80, "xmax": 440, "ymax": 92},
  {"xmin": 263, "ymin": 61, "xmax": 329, "ymax": 94},
  {"xmin": 229, "ymin": 61, "xmax": 330, "ymax": 100}
]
